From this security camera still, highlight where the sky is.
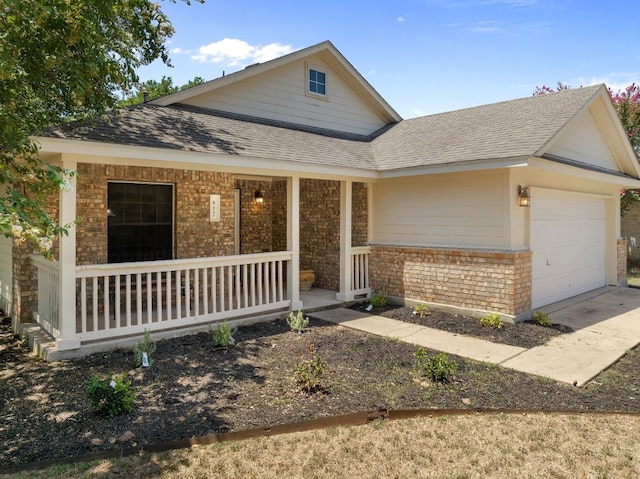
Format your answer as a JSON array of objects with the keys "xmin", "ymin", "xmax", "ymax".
[{"xmin": 137, "ymin": 0, "xmax": 639, "ymax": 119}]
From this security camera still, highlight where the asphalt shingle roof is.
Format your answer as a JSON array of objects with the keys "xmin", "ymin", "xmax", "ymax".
[{"xmin": 45, "ymin": 85, "xmax": 605, "ymax": 172}]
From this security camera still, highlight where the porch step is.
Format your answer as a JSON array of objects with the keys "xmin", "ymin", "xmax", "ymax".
[{"xmin": 17, "ymin": 323, "xmax": 59, "ymax": 361}]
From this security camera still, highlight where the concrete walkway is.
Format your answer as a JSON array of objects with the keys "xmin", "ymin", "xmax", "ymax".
[{"xmin": 312, "ymin": 287, "xmax": 640, "ymax": 387}]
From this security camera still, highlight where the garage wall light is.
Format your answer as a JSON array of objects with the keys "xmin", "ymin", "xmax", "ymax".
[
  {"xmin": 254, "ymin": 190, "xmax": 264, "ymax": 204},
  {"xmin": 518, "ymin": 185, "xmax": 531, "ymax": 207}
]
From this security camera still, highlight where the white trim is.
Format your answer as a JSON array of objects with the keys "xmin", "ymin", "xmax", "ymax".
[{"xmin": 528, "ymin": 156, "xmax": 640, "ymax": 188}]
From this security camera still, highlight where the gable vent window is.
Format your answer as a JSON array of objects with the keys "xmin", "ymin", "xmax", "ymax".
[{"xmin": 308, "ymin": 68, "xmax": 326, "ymax": 96}]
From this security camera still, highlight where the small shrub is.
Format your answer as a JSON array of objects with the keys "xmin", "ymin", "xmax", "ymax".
[
  {"xmin": 287, "ymin": 310, "xmax": 309, "ymax": 334},
  {"xmin": 133, "ymin": 329, "xmax": 156, "ymax": 368},
  {"xmin": 295, "ymin": 344, "xmax": 327, "ymax": 393},
  {"xmin": 369, "ymin": 294, "xmax": 387, "ymax": 308},
  {"xmin": 532, "ymin": 311, "xmax": 552, "ymax": 327},
  {"xmin": 414, "ymin": 348, "xmax": 456, "ymax": 383},
  {"xmin": 211, "ymin": 321, "xmax": 237, "ymax": 347},
  {"xmin": 413, "ymin": 303, "xmax": 429, "ymax": 318},
  {"xmin": 86, "ymin": 373, "xmax": 135, "ymax": 417},
  {"xmin": 480, "ymin": 312, "xmax": 504, "ymax": 330}
]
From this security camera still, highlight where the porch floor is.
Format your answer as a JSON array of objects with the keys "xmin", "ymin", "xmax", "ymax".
[{"xmin": 299, "ymin": 288, "xmax": 344, "ymax": 311}]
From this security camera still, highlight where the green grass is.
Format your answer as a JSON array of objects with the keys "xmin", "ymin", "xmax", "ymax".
[{"xmin": 627, "ymin": 273, "xmax": 640, "ymax": 287}]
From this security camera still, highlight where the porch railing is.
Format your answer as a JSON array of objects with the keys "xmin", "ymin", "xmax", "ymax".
[
  {"xmin": 32, "ymin": 252, "xmax": 291, "ymax": 343},
  {"xmin": 31, "ymin": 255, "xmax": 61, "ymax": 338},
  {"xmin": 350, "ymin": 246, "xmax": 371, "ymax": 296}
]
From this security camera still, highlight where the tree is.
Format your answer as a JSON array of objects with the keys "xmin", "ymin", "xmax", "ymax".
[
  {"xmin": 118, "ymin": 75, "xmax": 206, "ymax": 106},
  {"xmin": 0, "ymin": 0, "xmax": 202, "ymax": 255},
  {"xmin": 534, "ymin": 82, "xmax": 640, "ymax": 215}
]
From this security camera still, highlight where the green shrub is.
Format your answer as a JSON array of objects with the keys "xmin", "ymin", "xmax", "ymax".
[
  {"xmin": 287, "ymin": 310, "xmax": 309, "ymax": 334},
  {"xmin": 295, "ymin": 344, "xmax": 327, "ymax": 393},
  {"xmin": 480, "ymin": 312, "xmax": 504, "ymax": 330},
  {"xmin": 369, "ymin": 294, "xmax": 387, "ymax": 308},
  {"xmin": 532, "ymin": 311, "xmax": 552, "ymax": 327},
  {"xmin": 413, "ymin": 303, "xmax": 429, "ymax": 318},
  {"xmin": 86, "ymin": 373, "xmax": 135, "ymax": 417},
  {"xmin": 132, "ymin": 329, "xmax": 156, "ymax": 367},
  {"xmin": 414, "ymin": 348, "xmax": 456, "ymax": 383},
  {"xmin": 211, "ymin": 321, "xmax": 237, "ymax": 347}
]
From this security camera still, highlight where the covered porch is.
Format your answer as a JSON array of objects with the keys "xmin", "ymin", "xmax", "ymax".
[{"xmin": 26, "ymin": 166, "xmax": 372, "ymax": 356}]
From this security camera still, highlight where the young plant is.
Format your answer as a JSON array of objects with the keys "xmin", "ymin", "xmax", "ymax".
[
  {"xmin": 211, "ymin": 321, "xmax": 237, "ymax": 348},
  {"xmin": 532, "ymin": 311, "xmax": 552, "ymax": 327},
  {"xmin": 369, "ymin": 293, "xmax": 388, "ymax": 308},
  {"xmin": 413, "ymin": 303, "xmax": 429, "ymax": 318},
  {"xmin": 86, "ymin": 373, "xmax": 135, "ymax": 417},
  {"xmin": 287, "ymin": 310, "xmax": 309, "ymax": 334},
  {"xmin": 414, "ymin": 348, "xmax": 456, "ymax": 383},
  {"xmin": 295, "ymin": 344, "xmax": 327, "ymax": 393},
  {"xmin": 132, "ymin": 329, "xmax": 156, "ymax": 368},
  {"xmin": 480, "ymin": 312, "xmax": 504, "ymax": 330}
]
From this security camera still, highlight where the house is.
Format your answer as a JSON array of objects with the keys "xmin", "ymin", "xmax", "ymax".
[{"xmin": 4, "ymin": 41, "xmax": 640, "ymax": 359}]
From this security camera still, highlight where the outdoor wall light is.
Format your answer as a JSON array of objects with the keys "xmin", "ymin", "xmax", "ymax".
[
  {"xmin": 517, "ymin": 185, "xmax": 531, "ymax": 207},
  {"xmin": 254, "ymin": 190, "xmax": 264, "ymax": 204},
  {"xmin": 107, "ymin": 208, "xmax": 116, "ymax": 217}
]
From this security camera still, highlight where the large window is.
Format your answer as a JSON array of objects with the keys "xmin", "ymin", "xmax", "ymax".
[{"xmin": 108, "ymin": 182, "xmax": 174, "ymax": 263}]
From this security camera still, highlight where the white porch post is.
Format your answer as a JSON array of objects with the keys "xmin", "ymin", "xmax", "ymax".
[
  {"xmin": 337, "ymin": 180, "xmax": 353, "ymax": 302},
  {"xmin": 56, "ymin": 158, "xmax": 80, "ymax": 350},
  {"xmin": 287, "ymin": 176, "xmax": 303, "ymax": 310}
]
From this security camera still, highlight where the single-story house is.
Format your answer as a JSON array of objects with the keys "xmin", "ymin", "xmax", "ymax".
[{"xmin": 4, "ymin": 41, "xmax": 640, "ymax": 359}]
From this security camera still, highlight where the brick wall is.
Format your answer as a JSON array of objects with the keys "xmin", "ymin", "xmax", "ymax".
[
  {"xmin": 76, "ymin": 164, "xmax": 235, "ymax": 265},
  {"xmin": 618, "ymin": 238, "xmax": 628, "ymax": 284},
  {"xmin": 236, "ymin": 179, "xmax": 273, "ymax": 254},
  {"xmin": 352, "ymin": 182, "xmax": 368, "ymax": 247},
  {"xmin": 369, "ymin": 245, "xmax": 532, "ymax": 315}
]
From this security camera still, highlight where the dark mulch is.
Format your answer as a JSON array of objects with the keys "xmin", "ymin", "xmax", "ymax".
[
  {"xmin": 348, "ymin": 303, "xmax": 573, "ymax": 348},
  {"xmin": 1, "ymin": 310, "xmax": 639, "ymax": 469}
]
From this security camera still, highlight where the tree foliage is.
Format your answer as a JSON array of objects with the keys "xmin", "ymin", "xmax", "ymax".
[
  {"xmin": 0, "ymin": 0, "xmax": 201, "ymax": 255},
  {"xmin": 534, "ymin": 82, "xmax": 640, "ymax": 215},
  {"xmin": 118, "ymin": 75, "xmax": 206, "ymax": 107}
]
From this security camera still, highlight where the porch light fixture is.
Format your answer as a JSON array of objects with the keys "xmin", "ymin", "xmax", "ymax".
[
  {"xmin": 107, "ymin": 208, "xmax": 116, "ymax": 217},
  {"xmin": 517, "ymin": 185, "xmax": 531, "ymax": 207},
  {"xmin": 254, "ymin": 190, "xmax": 264, "ymax": 204}
]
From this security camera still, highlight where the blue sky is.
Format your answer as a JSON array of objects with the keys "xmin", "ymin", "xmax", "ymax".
[{"xmin": 138, "ymin": 0, "xmax": 639, "ymax": 118}]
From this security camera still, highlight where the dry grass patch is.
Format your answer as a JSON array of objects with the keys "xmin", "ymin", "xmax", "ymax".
[{"xmin": 7, "ymin": 413, "xmax": 640, "ymax": 479}]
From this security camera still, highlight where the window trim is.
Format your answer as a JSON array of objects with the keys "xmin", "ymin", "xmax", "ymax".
[{"xmin": 305, "ymin": 63, "xmax": 329, "ymax": 100}]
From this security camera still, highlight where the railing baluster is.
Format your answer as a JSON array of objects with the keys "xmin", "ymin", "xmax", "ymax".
[
  {"xmin": 125, "ymin": 274, "xmax": 132, "ymax": 327},
  {"xmin": 136, "ymin": 273, "xmax": 142, "ymax": 325},
  {"xmin": 156, "ymin": 271, "xmax": 163, "ymax": 322},
  {"xmin": 203, "ymin": 267, "xmax": 209, "ymax": 315}
]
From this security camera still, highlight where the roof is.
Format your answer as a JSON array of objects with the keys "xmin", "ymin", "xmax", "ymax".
[
  {"xmin": 45, "ymin": 85, "xmax": 617, "ymax": 174},
  {"xmin": 45, "ymin": 103, "xmax": 377, "ymax": 170},
  {"xmin": 371, "ymin": 84, "xmax": 604, "ymax": 171}
]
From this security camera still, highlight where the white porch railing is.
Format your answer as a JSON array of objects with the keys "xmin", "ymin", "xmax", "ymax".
[
  {"xmin": 32, "ymin": 255, "xmax": 61, "ymax": 339},
  {"xmin": 350, "ymin": 246, "xmax": 371, "ymax": 296},
  {"xmin": 33, "ymin": 252, "xmax": 291, "ymax": 343}
]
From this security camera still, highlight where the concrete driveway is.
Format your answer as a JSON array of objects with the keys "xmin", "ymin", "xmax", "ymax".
[{"xmin": 503, "ymin": 287, "xmax": 640, "ymax": 386}]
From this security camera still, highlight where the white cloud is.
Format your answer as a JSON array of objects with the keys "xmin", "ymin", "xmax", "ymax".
[
  {"xmin": 170, "ymin": 47, "xmax": 191, "ymax": 55},
  {"xmin": 192, "ymin": 38, "xmax": 295, "ymax": 67},
  {"xmin": 398, "ymin": 16, "xmax": 407, "ymax": 22},
  {"xmin": 571, "ymin": 74, "xmax": 639, "ymax": 93}
]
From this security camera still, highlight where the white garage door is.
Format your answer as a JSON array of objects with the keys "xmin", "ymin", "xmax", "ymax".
[{"xmin": 531, "ymin": 189, "xmax": 606, "ymax": 308}]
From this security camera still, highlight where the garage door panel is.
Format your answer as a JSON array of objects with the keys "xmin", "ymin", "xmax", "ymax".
[{"xmin": 531, "ymin": 190, "xmax": 606, "ymax": 308}]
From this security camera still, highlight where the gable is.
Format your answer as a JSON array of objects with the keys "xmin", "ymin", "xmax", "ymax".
[
  {"xmin": 544, "ymin": 107, "xmax": 620, "ymax": 172},
  {"xmin": 179, "ymin": 54, "xmax": 387, "ymax": 136}
]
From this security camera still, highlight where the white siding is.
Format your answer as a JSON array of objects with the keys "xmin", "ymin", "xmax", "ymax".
[
  {"xmin": 0, "ymin": 234, "xmax": 12, "ymax": 317},
  {"xmin": 182, "ymin": 54, "xmax": 387, "ymax": 136},
  {"xmin": 546, "ymin": 109, "xmax": 619, "ymax": 171},
  {"xmin": 372, "ymin": 172, "xmax": 508, "ymax": 248}
]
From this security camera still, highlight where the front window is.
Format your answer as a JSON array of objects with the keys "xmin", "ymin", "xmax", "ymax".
[
  {"xmin": 309, "ymin": 68, "xmax": 326, "ymax": 96},
  {"xmin": 107, "ymin": 182, "xmax": 174, "ymax": 263}
]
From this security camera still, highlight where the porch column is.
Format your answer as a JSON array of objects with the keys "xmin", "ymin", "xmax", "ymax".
[
  {"xmin": 287, "ymin": 176, "xmax": 303, "ymax": 310},
  {"xmin": 337, "ymin": 180, "xmax": 353, "ymax": 302},
  {"xmin": 57, "ymin": 158, "xmax": 80, "ymax": 351}
]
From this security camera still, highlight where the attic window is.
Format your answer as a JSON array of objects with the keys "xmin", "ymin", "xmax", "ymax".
[{"xmin": 308, "ymin": 68, "xmax": 326, "ymax": 96}]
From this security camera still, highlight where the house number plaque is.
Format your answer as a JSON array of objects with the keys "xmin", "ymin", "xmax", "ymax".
[{"xmin": 209, "ymin": 194, "xmax": 221, "ymax": 222}]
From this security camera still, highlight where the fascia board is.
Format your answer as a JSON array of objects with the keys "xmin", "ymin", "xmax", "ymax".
[
  {"xmin": 377, "ymin": 157, "xmax": 530, "ymax": 178},
  {"xmin": 529, "ymin": 156, "xmax": 640, "ymax": 188},
  {"xmin": 36, "ymin": 137, "xmax": 379, "ymax": 181}
]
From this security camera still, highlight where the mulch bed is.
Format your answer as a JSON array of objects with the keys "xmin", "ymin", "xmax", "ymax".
[
  {"xmin": 1, "ymin": 310, "xmax": 639, "ymax": 469},
  {"xmin": 348, "ymin": 303, "xmax": 573, "ymax": 348}
]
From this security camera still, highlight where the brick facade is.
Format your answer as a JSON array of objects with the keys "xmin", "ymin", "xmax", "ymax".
[
  {"xmin": 618, "ymin": 238, "xmax": 628, "ymax": 285},
  {"xmin": 369, "ymin": 245, "xmax": 532, "ymax": 315}
]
